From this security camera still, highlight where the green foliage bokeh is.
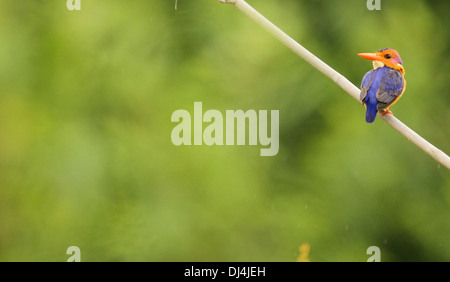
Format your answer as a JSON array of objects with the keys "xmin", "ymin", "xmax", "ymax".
[{"xmin": 0, "ymin": 0, "xmax": 449, "ymax": 261}]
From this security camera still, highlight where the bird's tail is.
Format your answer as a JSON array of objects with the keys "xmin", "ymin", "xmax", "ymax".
[{"xmin": 365, "ymin": 102, "xmax": 378, "ymax": 123}]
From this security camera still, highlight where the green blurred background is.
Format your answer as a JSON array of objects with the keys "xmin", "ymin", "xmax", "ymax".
[{"xmin": 0, "ymin": 0, "xmax": 449, "ymax": 262}]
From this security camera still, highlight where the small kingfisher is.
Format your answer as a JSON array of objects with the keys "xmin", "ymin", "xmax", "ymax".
[{"xmin": 358, "ymin": 48, "xmax": 406, "ymax": 123}]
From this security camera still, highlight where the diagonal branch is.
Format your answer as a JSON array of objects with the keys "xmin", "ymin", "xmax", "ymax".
[{"xmin": 219, "ymin": 0, "xmax": 450, "ymax": 170}]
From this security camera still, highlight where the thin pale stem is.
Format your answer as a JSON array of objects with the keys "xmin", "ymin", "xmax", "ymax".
[{"xmin": 219, "ymin": 0, "xmax": 450, "ymax": 170}]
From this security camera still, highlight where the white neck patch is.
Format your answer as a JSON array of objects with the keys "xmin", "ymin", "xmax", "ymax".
[{"xmin": 373, "ymin": 60, "xmax": 385, "ymax": 69}]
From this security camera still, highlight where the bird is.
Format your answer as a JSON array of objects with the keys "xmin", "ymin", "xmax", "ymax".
[{"xmin": 358, "ymin": 48, "xmax": 406, "ymax": 123}]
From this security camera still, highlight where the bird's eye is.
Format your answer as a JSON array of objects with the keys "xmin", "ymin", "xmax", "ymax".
[{"xmin": 384, "ymin": 54, "xmax": 392, "ymax": 59}]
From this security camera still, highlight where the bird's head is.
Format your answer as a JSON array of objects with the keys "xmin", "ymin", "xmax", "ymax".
[{"xmin": 358, "ymin": 48, "xmax": 405, "ymax": 75}]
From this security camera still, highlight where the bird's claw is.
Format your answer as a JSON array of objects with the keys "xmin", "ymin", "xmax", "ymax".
[{"xmin": 381, "ymin": 109, "xmax": 393, "ymax": 116}]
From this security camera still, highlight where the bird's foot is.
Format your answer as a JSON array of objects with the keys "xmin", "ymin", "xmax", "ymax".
[{"xmin": 381, "ymin": 109, "xmax": 393, "ymax": 116}]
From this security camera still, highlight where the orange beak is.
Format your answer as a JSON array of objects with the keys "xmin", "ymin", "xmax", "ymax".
[{"xmin": 358, "ymin": 52, "xmax": 383, "ymax": 61}]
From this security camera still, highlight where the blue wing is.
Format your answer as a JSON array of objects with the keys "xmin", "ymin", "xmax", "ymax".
[
  {"xmin": 360, "ymin": 69, "xmax": 382, "ymax": 123},
  {"xmin": 360, "ymin": 67, "xmax": 404, "ymax": 123},
  {"xmin": 375, "ymin": 69, "xmax": 404, "ymax": 110}
]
